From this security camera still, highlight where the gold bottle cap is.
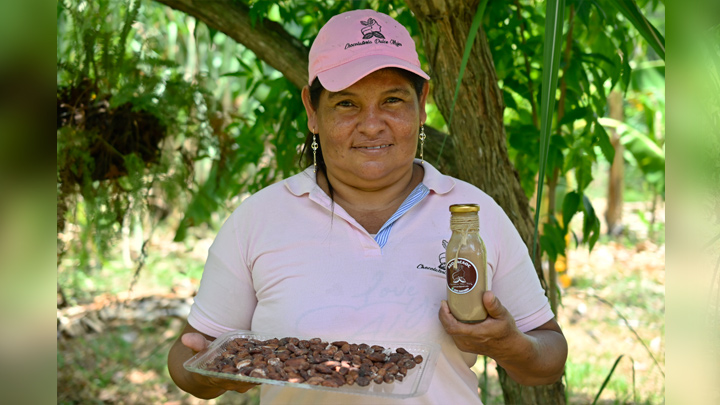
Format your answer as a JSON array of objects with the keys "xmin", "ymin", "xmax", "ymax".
[{"xmin": 449, "ymin": 204, "xmax": 480, "ymax": 213}]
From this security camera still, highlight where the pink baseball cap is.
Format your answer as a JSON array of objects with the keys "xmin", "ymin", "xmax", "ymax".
[{"xmin": 308, "ymin": 9, "xmax": 430, "ymax": 92}]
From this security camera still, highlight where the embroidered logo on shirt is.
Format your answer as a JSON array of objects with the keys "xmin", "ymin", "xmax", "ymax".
[{"xmin": 416, "ymin": 240, "xmax": 448, "ymax": 274}]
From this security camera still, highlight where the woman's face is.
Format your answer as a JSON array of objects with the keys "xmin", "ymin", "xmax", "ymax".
[{"xmin": 302, "ymin": 69, "xmax": 428, "ymax": 191}]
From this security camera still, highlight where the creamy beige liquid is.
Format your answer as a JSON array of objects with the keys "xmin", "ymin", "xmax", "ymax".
[{"xmin": 446, "ymin": 208, "xmax": 488, "ymax": 323}]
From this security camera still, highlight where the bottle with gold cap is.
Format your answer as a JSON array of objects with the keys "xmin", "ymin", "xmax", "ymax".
[{"xmin": 446, "ymin": 204, "xmax": 488, "ymax": 323}]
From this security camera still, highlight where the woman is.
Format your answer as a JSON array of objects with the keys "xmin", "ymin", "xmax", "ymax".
[{"xmin": 168, "ymin": 9, "xmax": 567, "ymax": 404}]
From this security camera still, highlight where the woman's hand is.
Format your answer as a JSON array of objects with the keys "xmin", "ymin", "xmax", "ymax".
[
  {"xmin": 439, "ymin": 291, "xmax": 568, "ymax": 386},
  {"xmin": 168, "ymin": 325, "xmax": 258, "ymax": 399},
  {"xmin": 439, "ymin": 291, "xmax": 525, "ymax": 358}
]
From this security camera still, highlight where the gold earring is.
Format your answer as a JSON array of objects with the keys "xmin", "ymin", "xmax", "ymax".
[
  {"xmin": 311, "ymin": 131, "xmax": 318, "ymax": 173},
  {"xmin": 419, "ymin": 125, "xmax": 426, "ymax": 164}
]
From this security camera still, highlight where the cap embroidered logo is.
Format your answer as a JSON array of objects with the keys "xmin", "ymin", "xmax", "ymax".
[{"xmin": 360, "ymin": 18, "xmax": 385, "ymax": 39}]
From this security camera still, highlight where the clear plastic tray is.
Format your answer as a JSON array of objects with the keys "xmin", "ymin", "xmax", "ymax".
[{"xmin": 184, "ymin": 330, "xmax": 440, "ymax": 399}]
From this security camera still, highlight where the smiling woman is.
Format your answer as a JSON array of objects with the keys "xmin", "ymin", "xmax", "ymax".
[
  {"xmin": 300, "ymin": 69, "xmax": 429, "ymax": 233},
  {"xmin": 168, "ymin": 8, "xmax": 566, "ymax": 405}
]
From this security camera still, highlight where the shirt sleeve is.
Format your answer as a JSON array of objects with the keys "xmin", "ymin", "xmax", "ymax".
[
  {"xmin": 187, "ymin": 209, "xmax": 257, "ymax": 338},
  {"xmin": 488, "ymin": 201, "xmax": 554, "ymax": 333}
]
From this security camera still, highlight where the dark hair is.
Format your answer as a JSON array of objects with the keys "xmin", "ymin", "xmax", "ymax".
[{"xmin": 299, "ymin": 68, "xmax": 427, "ymax": 181}]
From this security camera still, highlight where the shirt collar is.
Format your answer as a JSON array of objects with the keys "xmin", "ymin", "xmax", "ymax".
[
  {"xmin": 285, "ymin": 166, "xmax": 317, "ymax": 197},
  {"xmin": 415, "ymin": 158, "xmax": 455, "ymax": 194},
  {"xmin": 284, "ymin": 159, "xmax": 455, "ymax": 197}
]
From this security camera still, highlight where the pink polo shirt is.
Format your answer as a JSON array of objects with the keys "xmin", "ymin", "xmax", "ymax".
[{"xmin": 188, "ymin": 160, "xmax": 553, "ymax": 404}]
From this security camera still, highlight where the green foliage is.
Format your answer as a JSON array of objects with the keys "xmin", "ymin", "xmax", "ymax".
[
  {"xmin": 603, "ymin": 0, "xmax": 665, "ymax": 60},
  {"xmin": 486, "ymin": 0, "xmax": 664, "ymax": 262},
  {"xmin": 57, "ymin": 0, "xmax": 434, "ymax": 285},
  {"xmin": 57, "ymin": 0, "xmax": 216, "ymax": 280}
]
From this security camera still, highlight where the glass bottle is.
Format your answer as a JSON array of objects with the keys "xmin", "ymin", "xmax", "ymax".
[{"xmin": 446, "ymin": 204, "xmax": 488, "ymax": 323}]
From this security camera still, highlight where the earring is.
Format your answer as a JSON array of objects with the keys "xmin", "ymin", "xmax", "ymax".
[
  {"xmin": 311, "ymin": 131, "xmax": 318, "ymax": 173},
  {"xmin": 419, "ymin": 124, "xmax": 426, "ymax": 164}
]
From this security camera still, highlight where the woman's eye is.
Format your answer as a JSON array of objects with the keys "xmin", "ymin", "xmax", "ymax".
[
  {"xmin": 386, "ymin": 97, "xmax": 402, "ymax": 104},
  {"xmin": 336, "ymin": 100, "xmax": 354, "ymax": 107}
]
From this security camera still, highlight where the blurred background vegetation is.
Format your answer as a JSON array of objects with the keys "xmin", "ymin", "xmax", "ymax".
[{"xmin": 56, "ymin": 0, "xmax": 675, "ymax": 403}]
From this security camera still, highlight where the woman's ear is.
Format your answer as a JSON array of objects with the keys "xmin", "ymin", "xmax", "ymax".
[
  {"xmin": 301, "ymin": 86, "xmax": 317, "ymax": 132},
  {"xmin": 419, "ymin": 81, "xmax": 430, "ymax": 124}
]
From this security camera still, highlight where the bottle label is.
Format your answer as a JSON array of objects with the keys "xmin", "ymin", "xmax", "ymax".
[{"xmin": 446, "ymin": 258, "xmax": 478, "ymax": 294}]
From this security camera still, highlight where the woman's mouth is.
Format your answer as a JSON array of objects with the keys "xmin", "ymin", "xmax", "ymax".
[{"xmin": 355, "ymin": 144, "xmax": 391, "ymax": 150}]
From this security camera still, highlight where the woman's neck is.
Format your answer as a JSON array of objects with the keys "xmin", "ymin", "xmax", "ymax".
[{"xmin": 317, "ymin": 164, "xmax": 424, "ymax": 233}]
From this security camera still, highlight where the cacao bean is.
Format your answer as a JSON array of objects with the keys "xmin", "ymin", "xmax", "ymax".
[
  {"xmin": 356, "ymin": 376, "xmax": 371, "ymax": 387},
  {"xmin": 249, "ymin": 368, "xmax": 267, "ymax": 378}
]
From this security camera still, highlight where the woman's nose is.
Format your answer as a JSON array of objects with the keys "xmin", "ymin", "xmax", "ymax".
[{"xmin": 356, "ymin": 106, "xmax": 385, "ymax": 136}]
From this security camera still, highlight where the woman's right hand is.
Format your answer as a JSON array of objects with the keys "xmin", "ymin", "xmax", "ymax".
[
  {"xmin": 181, "ymin": 332, "xmax": 259, "ymax": 394},
  {"xmin": 168, "ymin": 325, "xmax": 258, "ymax": 399}
]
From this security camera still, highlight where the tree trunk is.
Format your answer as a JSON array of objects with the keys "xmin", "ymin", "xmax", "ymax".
[
  {"xmin": 404, "ymin": 0, "xmax": 540, "ymax": 257},
  {"xmin": 606, "ymin": 90, "xmax": 624, "ymax": 235},
  {"xmin": 405, "ymin": 0, "xmax": 563, "ymax": 403},
  {"xmin": 498, "ymin": 370, "xmax": 567, "ymax": 404}
]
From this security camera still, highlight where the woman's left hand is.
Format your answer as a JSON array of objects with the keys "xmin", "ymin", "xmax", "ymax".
[
  {"xmin": 439, "ymin": 291, "xmax": 526, "ymax": 360},
  {"xmin": 439, "ymin": 291, "xmax": 568, "ymax": 386}
]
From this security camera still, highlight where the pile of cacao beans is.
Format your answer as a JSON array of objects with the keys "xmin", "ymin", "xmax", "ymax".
[{"xmin": 206, "ymin": 337, "xmax": 423, "ymax": 388}]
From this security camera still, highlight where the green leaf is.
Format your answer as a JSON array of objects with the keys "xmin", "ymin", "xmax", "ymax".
[
  {"xmin": 532, "ymin": 0, "xmax": 566, "ymax": 266},
  {"xmin": 207, "ymin": 26, "xmax": 219, "ymax": 42},
  {"xmin": 621, "ymin": 49, "xmax": 633, "ymax": 92},
  {"xmin": 605, "ymin": 0, "xmax": 665, "ymax": 60},
  {"xmin": 558, "ymin": 106, "xmax": 589, "ymax": 127},
  {"xmin": 582, "ymin": 195, "xmax": 601, "ymax": 251},
  {"xmin": 541, "ymin": 218, "xmax": 566, "ymax": 261},
  {"xmin": 563, "ymin": 55, "xmax": 585, "ymax": 94},
  {"xmin": 436, "ymin": 0, "xmax": 489, "ymax": 163},
  {"xmin": 221, "ymin": 70, "xmax": 249, "ymax": 78},
  {"xmin": 592, "ymin": 355, "xmax": 627, "ymax": 405},
  {"xmin": 502, "ymin": 76, "xmax": 532, "ymax": 102},
  {"xmin": 588, "ymin": 215, "xmax": 600, "ymax": 251},
  {"xmin": 561, "ymin": 191, "xmax": 581, "ymax": 230},
  {"xmin": 576, "ymin": 156, "xmax": 593, "ymax": 191},
  {"xmin": 236, "ymin": 56, "xmax": 254, "ymax": 72},
  {"xmin": 547, "ymin": 134, "xmax": 566, "ymax": 175},
  {"xmin": 593, "ymin": 120, "xmax": 615, "ymax": 163},
  {"xmin": 503, "ymin": 90, "xmax": 518, "ymax": 112},
  {"xmin": 576, "ymin": 0, "xmax": 593, "ymax": 27},
  {"xmin": 508, "ymin": 124, "xmax": 540, "ymax": 154},
  {"xmin": 571, "ymin": 230, "xmax": 580, "ymax": 249},
  {"xmin": 540, "ymin": 234, "xmax": 557, "ymax": 260}
]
